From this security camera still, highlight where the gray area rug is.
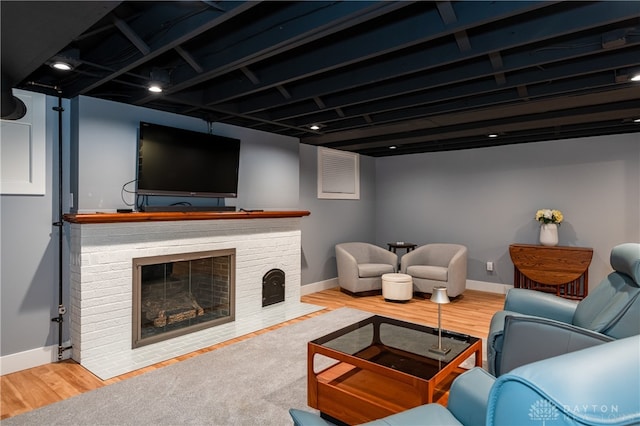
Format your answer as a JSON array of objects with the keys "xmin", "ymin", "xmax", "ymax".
[{"xmin": 2, "ymin": 308, "xmax": 372, "ymax": 426}]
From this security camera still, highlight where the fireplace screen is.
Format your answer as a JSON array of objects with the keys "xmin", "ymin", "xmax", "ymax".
[{"xmin": 132, "ymin": 249, "xmax": 235, "ymax": 348}]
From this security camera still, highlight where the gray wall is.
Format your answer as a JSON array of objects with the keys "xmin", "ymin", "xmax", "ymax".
[
  {"xmin": 1, "ymin": 97, "xmax": 70, "ymax": 356},
  {"xmin": 71, "ymin": 96, "xmax": 299, "ymax": 212},
  {"xmin": 299, "ymin": 143, "xmax": 376, "ymax": 285},
  {"xmin": 375, "ymin": 133, "xmax": 640, "ymax": 288}
]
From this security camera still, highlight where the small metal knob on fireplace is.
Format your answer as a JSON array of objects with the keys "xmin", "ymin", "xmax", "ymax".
[{"xmin": 262, "ymin": 268, "xmax": 285, "ymax": 307}]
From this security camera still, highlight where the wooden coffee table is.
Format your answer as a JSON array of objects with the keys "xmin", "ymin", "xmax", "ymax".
[{"xmin": 307, "ymin": 315, "xmax": 482, "ymax": 425}]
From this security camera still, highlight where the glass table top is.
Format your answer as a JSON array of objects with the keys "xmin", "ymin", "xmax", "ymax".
[{"xmin": 310, "ymin": 315, "xmax": 479, "ymax": 380}]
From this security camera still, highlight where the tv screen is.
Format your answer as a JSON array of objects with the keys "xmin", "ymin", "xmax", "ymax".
[{"xmin": 137, "ymin": 122, "xmax": 240, "ymax": 198}]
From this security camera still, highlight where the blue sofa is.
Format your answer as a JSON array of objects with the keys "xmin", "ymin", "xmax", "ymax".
[
  {"xmin": 488, "ymin": 243, "xmax": 640, "ymax": 376},
  {"xmin": 290, "ymin": 335, "xmax": 640, "ymax": 425}
]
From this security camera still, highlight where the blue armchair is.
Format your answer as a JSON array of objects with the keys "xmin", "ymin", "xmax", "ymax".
[
  {"xmin": 488, "ymin": 242, "xmax": 640, "ymax": 376},
  {"xmin": 289, "ymin": 336, "xmax": 640, "ymax": 426}
]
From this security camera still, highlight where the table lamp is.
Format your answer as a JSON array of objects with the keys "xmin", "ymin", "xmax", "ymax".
[{"xmin": 429, "ymin": 286, "xmax": 451, "ymax": 355}]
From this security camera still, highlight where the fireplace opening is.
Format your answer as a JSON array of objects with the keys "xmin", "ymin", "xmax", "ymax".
[
  {"xmin": 262, "ymin": 268, "xmax": 285, "ymax": 307},
  {"xmin": 132, "ymin": 249, "xmax": 235, "ymax": 348}
]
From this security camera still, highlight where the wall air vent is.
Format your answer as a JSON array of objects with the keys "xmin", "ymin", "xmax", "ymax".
[{"xmin": 317, "ymin": 147, "xmax": 360, "ymax": 200}]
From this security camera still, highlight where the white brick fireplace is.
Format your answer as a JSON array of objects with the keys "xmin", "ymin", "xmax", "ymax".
[{"xmin": 67, "ymin": 212, "xmax": 321, "ymax": 379}]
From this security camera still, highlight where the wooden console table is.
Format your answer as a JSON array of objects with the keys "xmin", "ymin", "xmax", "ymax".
[{"xmin": 509, "ymin": 244, "xmax": 593, "ymax": 300}]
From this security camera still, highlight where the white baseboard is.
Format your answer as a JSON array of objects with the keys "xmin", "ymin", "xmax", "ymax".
[
  {"xmin": 467, "ymin": 280, "xmax": 512, "ymax": 294},
  {"xmin": 1, "ymin": 342, "xmax": 71, "ymax": 375},
  {"xmin": 301, "ymin": 277, "xmax": 511, "ymax": 296},
  {"xmin": 300, "ymin": 278, "xmax": 338, "ymax": 296}
]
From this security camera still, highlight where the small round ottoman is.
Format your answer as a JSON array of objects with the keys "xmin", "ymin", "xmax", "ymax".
[{"xmin": 382, "ymin": 273, "xmax": 413, "ymax": 302}]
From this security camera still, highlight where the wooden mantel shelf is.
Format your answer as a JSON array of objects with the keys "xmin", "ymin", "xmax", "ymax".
[{"xmin": 63, "ymin": 210, "xmax": 310, "ymax": 224}]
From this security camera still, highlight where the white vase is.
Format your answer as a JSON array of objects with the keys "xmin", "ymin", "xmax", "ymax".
[{"xmin": 539, "ymin": 223, "xmax": 559, "ymax": 246}]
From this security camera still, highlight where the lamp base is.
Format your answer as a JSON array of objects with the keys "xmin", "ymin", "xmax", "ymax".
[{"xmin": 429, "ymin": 345, "xmax": 451, "ymax": 355}]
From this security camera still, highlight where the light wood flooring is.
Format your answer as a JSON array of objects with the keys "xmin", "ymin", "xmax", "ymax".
[{"xmin": 1, "ymin": 288, "xmax": 504, "ymax": 420}]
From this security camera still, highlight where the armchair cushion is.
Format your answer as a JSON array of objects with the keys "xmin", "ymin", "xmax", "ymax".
[
  {"xmin": 359, "ymin": 263, "xmax": 395, "ymax": 278},
  {"xmin": 406, "ymin": 265, "xmax": 448, "ymax": 281}
]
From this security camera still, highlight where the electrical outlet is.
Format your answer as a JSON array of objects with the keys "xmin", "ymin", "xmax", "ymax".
[{"xmin": 486, "ymin": 261, "xmax": 494, "ymax": 272}]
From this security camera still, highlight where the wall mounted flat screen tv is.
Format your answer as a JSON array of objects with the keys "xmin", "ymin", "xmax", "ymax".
[{"xmin": 137, "ymin": 122, "xmax": 240, "ymax": 198}]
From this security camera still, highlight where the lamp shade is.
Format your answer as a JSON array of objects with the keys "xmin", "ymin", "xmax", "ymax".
[{"xmin": 430, "ymin": 287, "xmax": 450, "ymax": 304}]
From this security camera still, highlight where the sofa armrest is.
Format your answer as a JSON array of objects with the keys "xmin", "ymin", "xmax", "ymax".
[
  {"xmin": 504, "ymin": 288, "xmax": 577, "ymax": 322},
  {"xmin": 498, "ymin": 315, "xmax": 614, "ymax": 375},
  {"xmin": 447, "ymin": 367, "xmax": 494, "ymax": 425}
]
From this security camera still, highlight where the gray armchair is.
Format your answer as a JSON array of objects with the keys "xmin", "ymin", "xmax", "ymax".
[
  {"xmin": 400, "ymin": 243, "xmax": 467, "ymax": 297},
  {"xmin": 335, "ymin": 242, "xmax": 397, "ymax": 296},
  {"xmin": 488, "ymin": 242, "xmax": 640, "ymax": 376}
]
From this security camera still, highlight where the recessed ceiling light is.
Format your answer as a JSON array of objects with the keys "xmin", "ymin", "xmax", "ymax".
[
  {"xmin": 148, "ymin": 68, "xmax": 170, "ymax": 93},
  {"xmin": 49, "ymin": 49, "xmax": 79, "ymax": 71},
  {"xmin": 51, "ymin": 61, "xmax": 73, "ymax": 71},
  {"xmin": 389, "ymin": 145, "xmax": 397, "ymax": 149},
  {"xmin": 631, "ymin": 74, "xmax": 640, "ymax": 82},
  {"xmin": 634, "ymin": 118, "xmax": 640, "ymax": 123},
  {"xmin": 488, "ymin": 133, "xmax": 499, "ymax": 138},
  {"xmin": 309, "ymin": 124, "xmax": 323, "ymax": 131}
]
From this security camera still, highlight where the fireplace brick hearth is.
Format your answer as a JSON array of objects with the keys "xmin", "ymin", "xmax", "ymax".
[{"xmin": 66, "ymin": 212, "xmax": 320, "ymax": 379}]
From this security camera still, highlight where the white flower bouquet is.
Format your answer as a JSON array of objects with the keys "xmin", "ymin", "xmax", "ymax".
[{"xmin": 535, "ymin": 209, "xmax": 563, "ymax": 225}]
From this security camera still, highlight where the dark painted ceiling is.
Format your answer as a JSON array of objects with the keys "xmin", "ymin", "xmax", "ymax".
[{"xmin": 2, "ymin": 1, "xmax": 640, "ymax": 156}]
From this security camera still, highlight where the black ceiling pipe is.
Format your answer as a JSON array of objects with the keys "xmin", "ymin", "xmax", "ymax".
[{"xmin": 1, "ymin": 72, "xmax": 27, "ymax": 120}]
